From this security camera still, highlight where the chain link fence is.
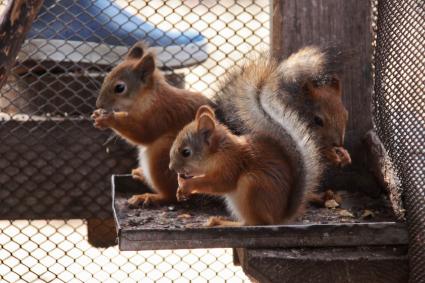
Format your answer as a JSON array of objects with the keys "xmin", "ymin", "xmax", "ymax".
[
  {"xmin": 373, "ymin": 0, "xmax": 424, "ymax": 281},
  {"xmin": 1, "ymin": 220, "xmax": 247, "ymax": 282},
  {"xmin": 0, "ymin": 0, "xmax": 270, "ymax": 281}
]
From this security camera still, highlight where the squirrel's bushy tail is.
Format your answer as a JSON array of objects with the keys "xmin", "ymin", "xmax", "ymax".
[
  {"xmin": 216, "ymin": 53, "xmax": 322, "ymax": 217},
  {"xmin": 277, "ymin": 46, "xmax": 343, "ymax": 87}
]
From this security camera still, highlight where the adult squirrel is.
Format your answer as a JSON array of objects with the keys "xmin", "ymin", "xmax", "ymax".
[
  {"xmin": 92, "ymin": 42, "xmax": 211, "ymax": 207},
  {"xmin": 214, "ymin": 46, "xmax": 351, "ymax": 167},
  {"xmin": 169, "ymin": 102, "xmax": 321, "ymax": 226}
]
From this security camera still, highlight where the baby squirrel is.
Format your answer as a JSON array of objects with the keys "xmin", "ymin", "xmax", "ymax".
[
  {"xmin": 214, "ymin": 46, "xmax": 351, "ymax": 167},
  {"xmin": 169, "ymin": 103, "xmax": 321, "ymax": 226},
  {"xmin": 92, "ymin": 42, "xmax": 211, "ymax": 207}
]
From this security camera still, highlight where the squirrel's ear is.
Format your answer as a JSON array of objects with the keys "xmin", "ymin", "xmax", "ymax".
[
  {"xmin": 197, "ymin": 113, "xmax": 216, "ymax": 143},
  {"xmin": 126, "ymin": 42, "xmax": 147, "ymax": 60},
  {"xmin": 134, "ymin": 54, "xmax": 155, "ymax": 81},
  {"xmin": 195, "ymin": 105, "xmax": 215, "ymax": 121}
]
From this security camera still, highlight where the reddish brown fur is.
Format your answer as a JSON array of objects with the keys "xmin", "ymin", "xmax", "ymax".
[
  {"xmin": 92, "ymin": 44, "xmax": 210, "ymax": 206},
  {"xmin": 214, "ymin": 49, "xmax": 351, "ymax": 168},
  {"xmin": 306, "ymin": 79, "xmax": 351, "ymax": 167},
  {"xmin": 170, "ymin": 106, "xmax": 297, "ymax": 226}
]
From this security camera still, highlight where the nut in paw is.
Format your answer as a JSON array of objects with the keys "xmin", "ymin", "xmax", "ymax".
[
  {"xmin": 91, "ymin": 109, "xmax": 114, "ymax": 129},
  {"xmin": 334, "ymin": 147, "xmax": 351, "ymax": 167},
  {"xmin": 324, "ymin": 146, "xmax": 351, "ymax": 167}
]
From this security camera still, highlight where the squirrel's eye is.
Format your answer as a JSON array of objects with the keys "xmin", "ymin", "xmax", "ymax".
[
  {"xmin": 314, "ymin": 116, "xmax": 324, "ymax": 127},
  {"xmin": 114, "ymin": 83, "xmax": 127, "ymax": 94},
  {"xmin": 181, "ymin": 148, "xmax": 191, "ymax": 158}
]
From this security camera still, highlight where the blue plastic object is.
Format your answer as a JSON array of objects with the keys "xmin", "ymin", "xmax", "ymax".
[{"xmin": 21, "ymin": 0, "xmax": 208, "ymax": 68}]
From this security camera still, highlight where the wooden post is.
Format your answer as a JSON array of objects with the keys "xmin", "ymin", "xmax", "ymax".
[
  {"xmin": 272, "ymin": 0, "xmax": 378, "ymax": 194},
  {"xmin": 0, "ymin": 0, "xmax": 44, "ymax": 89}
]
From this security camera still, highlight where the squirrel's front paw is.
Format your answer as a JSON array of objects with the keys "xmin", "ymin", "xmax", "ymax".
[
  {"xmin": 176, "ymin": 187, "xmax": 191, "ymax": 202},
  {"xmin": 131, "ymin": 168, "xmax": 146, "ymax": 183},
  {"xmin": 324, "ymin": 146, "xmax": 351, "ymax": 167},
  {"xmin": 91, "ymin": 109, "xmax": 113, "ymax": 130},
  {"xmin": 127, "ymin": 193, "xmax": 157, "ymax": 208},
  {"xmin": 334, "ymin": 147, "xmax": 351, "ymax": 167},
  {"xmin": 91, "ymin": 109, "xmax": 106, "ymax": 119},
  {"xmin": 204, "ymin": 216, "xmax": 228, "ymax": 227}
]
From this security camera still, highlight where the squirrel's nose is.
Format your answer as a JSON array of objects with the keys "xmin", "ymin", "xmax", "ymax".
[
  {"xmin": 96, "ymin": 93, "xmax": 110, "ymax": 109},
  {"xmin": 168, "ymin": 161, "xmax": 174, "ymax": 171}
]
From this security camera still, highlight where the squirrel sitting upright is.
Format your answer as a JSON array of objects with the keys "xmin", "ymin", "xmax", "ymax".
[
  {"xmin": 214, "ymin": 46, "xmax": 351, "ymax": 167},
  {"xmin": 92, "ymin": 42, "xmax": 211, "ymax": 206},
  {"xmin": 169, "ymin": 102, "xmax": 321, "ymax": 226}
]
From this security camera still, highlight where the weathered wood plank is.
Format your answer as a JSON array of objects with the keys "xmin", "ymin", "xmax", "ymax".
[
  {"xmin": 236, "ymin": 246, "xmax": 409, "ymax": 283},
  {"xmin": 87, "ymin": 218, "xmax": 117, "ymax": 247},
  {"xmin": 113, "ymin": 176, "xmax": 407, "ymax": 251},
  {"xmin": 118, "ymin": 222, "xmax": 408, "ymax": 251},
  {"xmin": 0, "ymin": 119, "xmax": 136, "ymax": 220},
  {"xmin": 364, "ymin": 130, "xmax": 405, "ymax": 219},
  {"xmin": 0, "ymin": 71, "xmax": 185, "ymax": 115}
]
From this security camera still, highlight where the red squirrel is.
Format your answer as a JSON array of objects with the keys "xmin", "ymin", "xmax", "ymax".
[
  {"xmin": 214, "ymin": 46, "xmax": 351, "ymax": 167},
  {"xmin": 169, "ymin": 103, "xmax": 321, "ymax": 226},
  {"xmin": 92, "ymin": 42, "xmax": 211, "ymax": 206}
]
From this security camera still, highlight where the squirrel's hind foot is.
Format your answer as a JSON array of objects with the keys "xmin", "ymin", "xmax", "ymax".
[
  {"xmin": 127, "ymin": 193, "xmax": 175, "ymax": 208},
  {"xmin": 204, "ymin": 216, "xmax": 243, "ymax": 227}
]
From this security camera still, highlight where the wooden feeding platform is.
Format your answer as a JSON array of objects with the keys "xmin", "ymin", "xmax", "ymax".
[
  {"xmin": 112, "ymin": 175, "xmax": 409, "ymax": 282},
  {"xmin": 113, "ymin": 175, "xmax": 407, "ymax": 251}
]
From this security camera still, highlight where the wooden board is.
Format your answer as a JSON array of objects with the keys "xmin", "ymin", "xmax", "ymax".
[
  {"xmin": 0, "ymin": 71, "xmax": 184, "ymax": 116},
  {"xmin": 0, "ymin": 119, "xmax": 136, "ymax": 220},
  {"xmin": 236, "ymin": 246, "xmax": 409, "ymax": 283},
  {"xmin": 113, "ymin": 175, "xmax": 408, "ymax": 251}
]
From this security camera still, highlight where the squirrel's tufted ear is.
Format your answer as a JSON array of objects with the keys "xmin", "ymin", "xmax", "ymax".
[
  {"xmin": 197, "ymin": 113, "xmax": 216, "ymax": 143},
  {"xmin": 126, "ymin": 41, "xmax": 148, "ymax": 60},
  {"xmin": 134, "ymin": 53, "xmax": 156, "ymax": 81},
  {"xmin": 195, "ymin": 105, "xmax": 215, "ymax": 121}
]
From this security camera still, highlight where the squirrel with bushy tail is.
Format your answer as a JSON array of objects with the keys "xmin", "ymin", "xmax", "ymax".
[
  {"xmin": 169, "ymin": 47, "xmax": 351, "ymax": 226},
  {"xmin": 215, "ymin": 46, "xmax": 351, "ymax": 167}
]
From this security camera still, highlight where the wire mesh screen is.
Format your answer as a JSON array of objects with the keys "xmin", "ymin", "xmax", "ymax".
[
  {"xmin": 0, "ymin": 0, "xmax": 270, "ymax": 281},
  {"xmin": 373, "ymin": 0, "xmax": 424, "ymax": 281}
]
